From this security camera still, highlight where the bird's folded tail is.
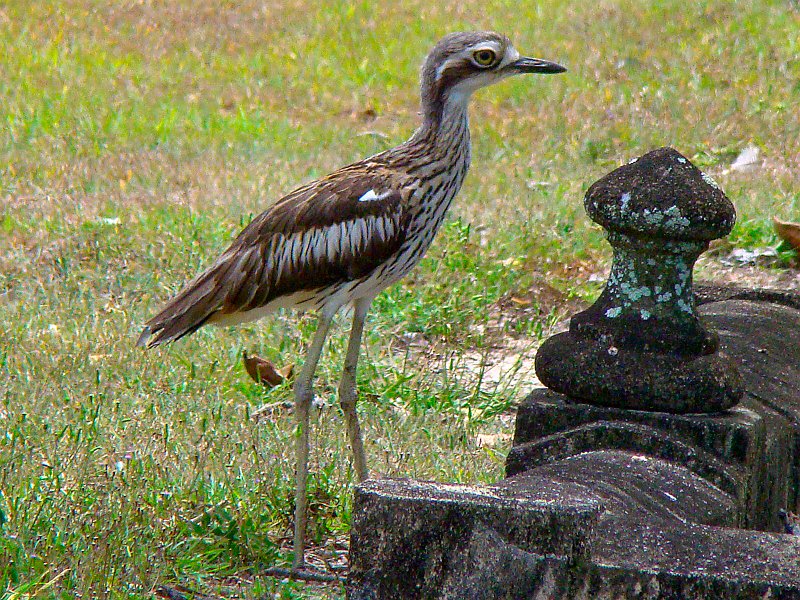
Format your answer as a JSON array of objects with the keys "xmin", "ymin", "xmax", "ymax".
[{"xmin": 137, "ymin": 268, "xmax": 227, "ymax": 349}]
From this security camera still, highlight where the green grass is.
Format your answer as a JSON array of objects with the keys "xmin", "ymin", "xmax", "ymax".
[{"xmin": 2, "ymin": 0, "xmax": 799, "ymax": 597}]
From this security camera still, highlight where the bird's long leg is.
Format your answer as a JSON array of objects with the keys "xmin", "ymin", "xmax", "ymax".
[
  {"xmin": 338, "ymin": 298, "xmax": 372, "ymax": 482},
  {"xmin": 292, "ymin": 313, "xmax": 333, "ymax": 572}
]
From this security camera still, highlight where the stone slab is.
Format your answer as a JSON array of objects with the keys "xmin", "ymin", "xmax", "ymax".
[
  {"xmin": 586, "ymin": 516, "xmax": 800, "ymax": 599},
  {"xmin": 347, "ymin": 478, "xmax": 601, "ymax": 599},
  {"xmin": 347, "ymin": 452, "xmax": 799, "ymax": 599},
  {"xmin": 506, "ymin": 450, "xmax": 737, "ymax": 528},
  {"xmin": 510, "ymin": 390, "xmax": 758, "ymax": 476},
  {"xmin": 696, "ymin": 282, "xmax": 800, "ymax": 312},
  {"xmin": 700, "ymin": 298, "xmax": 800, "ymax": 521},
  {"xmin": 348, "ymin": 289, "xmax": 800, "ymax": 598}
]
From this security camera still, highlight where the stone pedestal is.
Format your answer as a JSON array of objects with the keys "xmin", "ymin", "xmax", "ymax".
[
  {"xmin": 536, "ymin": 148, "xmax": 743, "ymax": 413},
  {"xmin": 508, "ymin": 392, "xmax": 760, "ymax": 524}
]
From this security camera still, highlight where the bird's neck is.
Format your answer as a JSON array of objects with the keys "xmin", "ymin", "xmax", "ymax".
[
  {"xmin": 407, "ymin": 92, "xmax": 471, "ymax": 162},
  {"xmin": 421, "ymin": 87, "xmax": 470, "ymax": 132}
]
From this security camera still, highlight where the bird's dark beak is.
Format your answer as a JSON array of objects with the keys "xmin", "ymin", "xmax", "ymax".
[{"xmin": 507, "ymin": 57, "xmax": 567, "ymax": 74}]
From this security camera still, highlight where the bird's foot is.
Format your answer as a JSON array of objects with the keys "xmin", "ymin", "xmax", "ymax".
[{"xmin": 262, "ymin": 565, "xmax": 341, "ymax": 583}]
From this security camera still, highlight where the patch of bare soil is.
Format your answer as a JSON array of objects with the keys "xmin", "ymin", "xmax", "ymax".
[
  {"xmin": 390, "ymin": 276, "xmax": 591, "ymax": 400},
  {"xmin": 700, "ymin": 260, "xmax": 800, "ymax": 292},
  {"xmin": 457, "ymin": 279, "xmax": 591, "ymax": 396},
  {"xmin": 405, "ymin": 260, "xmax": 800, "ymax": 402}
]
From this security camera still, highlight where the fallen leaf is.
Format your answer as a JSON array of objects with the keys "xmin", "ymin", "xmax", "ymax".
[
  {"xmin": 243, "ymin": 352, "xmax": 289, "ymax": 387},
  {"xmin": 774, "ymin": 217, "xmax": 800, "ymax": 253},
  {"xmin": 278, "ymin": 363, "xmax": 295, "ymax": 381},
  {"xmin": 510, "ymin": 296, "xmax": 532, "ymax": 306},
  {"xmin": 476, "ymin": 433, "xmax": 512, "ymax": 448}
]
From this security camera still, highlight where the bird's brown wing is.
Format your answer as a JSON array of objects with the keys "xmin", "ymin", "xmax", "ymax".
[{"xmin": 138, "ymin": 166, "xmax": 411, "ymax": 347}]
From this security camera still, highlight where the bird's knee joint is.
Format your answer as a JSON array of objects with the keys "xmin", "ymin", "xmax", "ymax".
[
  {"xmin": 340, "ymin": 399, "xmax": 357, "ymax": 413},
  {"xmin": 295, "ymin": 380, "xmax": 314, "ymax": 404},
  {"xmin": 338, "ymin": 387, "xmax": 357, "ymax": 409},
  {"xmin": 339, "ymin": 390, "xmax": 356, "ymax": 409}
]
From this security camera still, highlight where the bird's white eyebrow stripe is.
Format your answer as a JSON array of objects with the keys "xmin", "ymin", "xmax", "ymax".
[
  {"xmin": 357, "ymin": 189, "xmax": 393, "ymax": 202},
  {"xmin": 465, "ymin": 41, "xmax": 502, "ymax": 55},
  {"xmin": 436, "ymin": 41, "xmax": 506, "ymax": 80}
]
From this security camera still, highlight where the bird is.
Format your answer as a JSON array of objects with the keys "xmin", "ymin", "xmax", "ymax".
[{"xmin": 138, "ymin": 31, "xmax": 565, "ymax": 575}]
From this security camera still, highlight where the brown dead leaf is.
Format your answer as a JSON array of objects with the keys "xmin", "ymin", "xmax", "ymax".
[
  {"xmin": 278, "ymin": 363, "xmax": 295, "ymax": 381},
  {"xmin": 774, "ymin": 217, "xmax": 800, "ymax": 253},
  {"xmin": 509, "ymin": 296, "xmax": 532, "ymax": 306},
  {"xmin": 243, "ymin": 352, "xmax": 293, "ymax": 387}
]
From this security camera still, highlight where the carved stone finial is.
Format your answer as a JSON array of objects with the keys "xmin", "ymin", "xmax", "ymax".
[{"xmin": 535, "ymin": 147, "xmax": 743, "ymax": 413}]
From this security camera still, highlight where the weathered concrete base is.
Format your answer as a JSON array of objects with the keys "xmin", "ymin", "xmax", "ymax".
[
  {"xmin": 508, "ymin": 390, "xmax": 770, "ymax": 529},
  {"xmin": 348, "ymin": 452, "xmax": 741, "ymax": 599},
  {"xmin": 353, "ymin": 539, "xmax": 800, "ymax": 600},
  {"xmin": 348, "ymin": 478, "xmax": 601, "ymax": 599},
  {"xmin": 348, "ymin": 453, "xmax": 800, "ymax": 599},
  {"xmin": 589, "ymin": 517, "xmax": 800, "ymax": 599},
  {"xmin": 697, "ymin": 293, "xmax": 800, "ymax": 521},
  {"xmin": 347, "ymin": 290, "xmax": 800, "ymax": 599},
  {"xmin": 513, "ymin": 293, "xmax": 800, "ymax": 532}
]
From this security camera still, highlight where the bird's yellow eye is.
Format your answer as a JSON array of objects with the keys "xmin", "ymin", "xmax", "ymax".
[{"xmin": 473, "ymin": 49, "xmax": 497, "ymax": 67}]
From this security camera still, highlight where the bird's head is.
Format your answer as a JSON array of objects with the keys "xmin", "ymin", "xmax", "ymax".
[{"xmin": 420, "ymin": 31, "xmax": 565, "ymax": 123}]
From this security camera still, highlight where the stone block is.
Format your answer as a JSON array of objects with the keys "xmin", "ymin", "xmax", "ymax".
[{"xmin": 347, "ymin": 478, "xmax": 600, "ymax": 599}]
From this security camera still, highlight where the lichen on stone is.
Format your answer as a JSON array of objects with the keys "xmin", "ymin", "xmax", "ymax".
[
  {"xmin": 676, "ymin": 298, "xmax": 694, "ymax": 314},
  {"xmin": 701, "ymin": 171, "xmax": 721, "ymax": 190}
]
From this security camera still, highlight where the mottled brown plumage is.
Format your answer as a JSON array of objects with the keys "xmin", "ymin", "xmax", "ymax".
[
  {"xmin": 139, "ymin": 163, "xmax": 412, "ymax": 345},
  {"xmin": 138, "ymin": 31, "xmax": 564, "ymax": 575}
]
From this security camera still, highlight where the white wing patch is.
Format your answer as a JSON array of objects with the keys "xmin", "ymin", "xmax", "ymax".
[
  {"xmin": 257, "ymin": 213, "xmax": 401, "ymax": 294},
  {"xmin": 357, "ymin": 189, "xmax": 392, "ymax": 203}
]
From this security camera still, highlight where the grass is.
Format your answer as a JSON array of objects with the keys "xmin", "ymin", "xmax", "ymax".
[{"xmin": 1, "ymin": 0, "xmax": 799, "ymax": 597}]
